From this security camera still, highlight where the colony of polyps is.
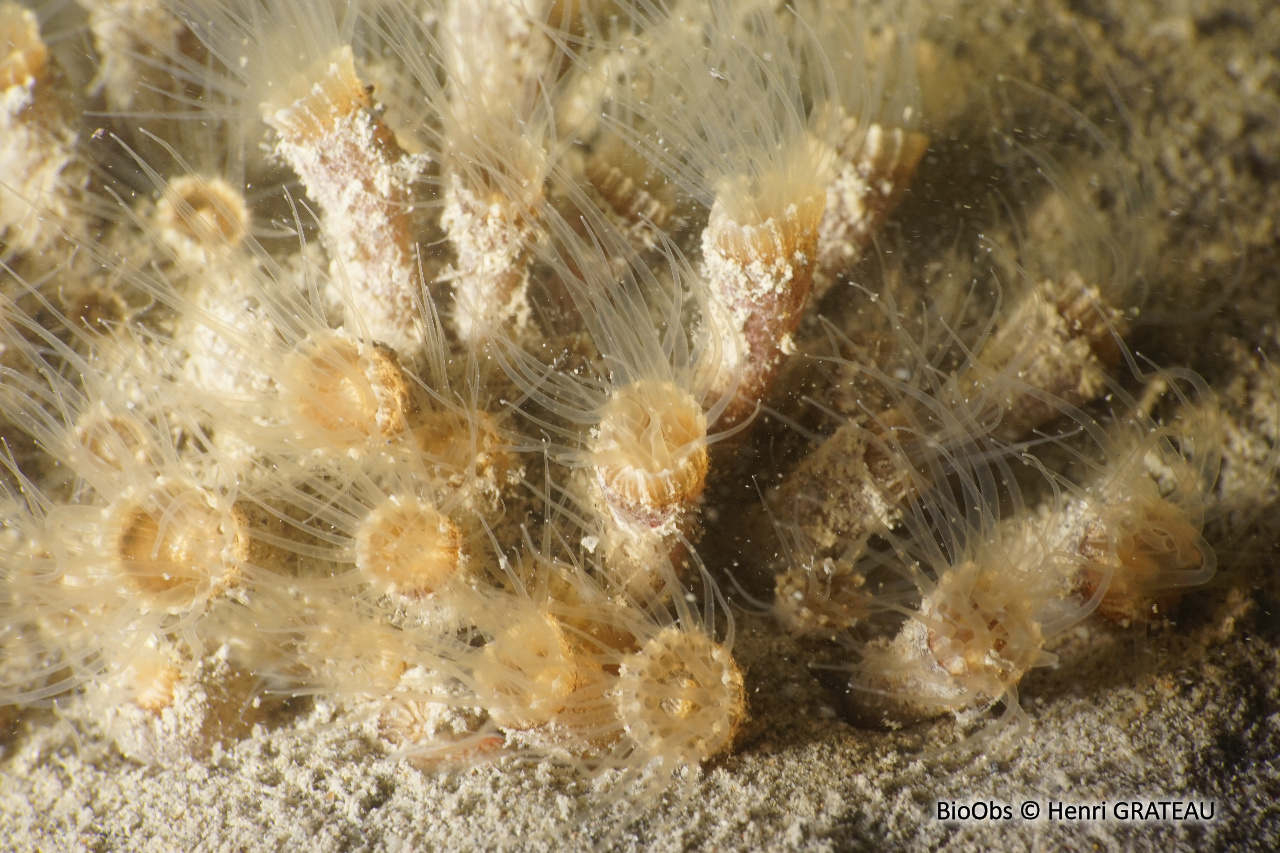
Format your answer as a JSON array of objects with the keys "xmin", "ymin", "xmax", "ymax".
[{"xmin": 0, "ymin": 0, "xmax": 1248, "ymax": 829}]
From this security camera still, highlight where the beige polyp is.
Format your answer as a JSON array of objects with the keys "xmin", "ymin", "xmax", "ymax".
[
  {"xmin": 378, "ymin": 695, "xmax": 499, "ymax": 766},
  {"xmin": 119, "ymin": 642, "xmax": 184, "ymax": 713},
  {"xmin": 591, "ymin": 380, "xmax": 709, "ymax": 527},
  {"xmin": 413, "ymin": 407, "xmax": 513, "ymax": 497},
  {"xmin": 155, "ymin": 175, "xmax": 250, "ymax": 252},
  {"xmin": 109, "ymin": 486, "xmax": 247, "ymax": 608},
  {"xmin": 80, "ymin": 0, "xmax": 188, "ymax": 115},
  {"xmin": 542, "ymin": 575, "xmax": 641, "ymax": 658},
  {"xmin": 101, "ymin": 647, "xmax": 266, "ymax": 765},
  {"xmin": 296, "ymin": 620, "xmax": 409, "ymax": 694},
  {"xmin": 355, "ymin": 496, "xmax": 463, "ymax": 597},
  {"xmin": 850, "ymin": 568, "xmax": 1047, "ymax": 726},
  {"xmin": 281, "ymin": 332, "xmax": 412, "ymax": 450},
  {"xmin": 443, "ymin": 175, "xmax": 539, "ymax": 344},
  {"xmin": 584, "ymin": 144, "xmax": 674, "ymax": 249},
  {"xmin": 914, "ymin": 562, "xmax": 1044, "ymax": 711},
  {"xmin": 702, "ymin": 185, "xmax": 826, "ymax": 425},
  {"xmin": 0, "ymin": 3, "xmax": 81, "ymax": 258},
  {"xmin": 586, "ymin": 156, "xmax": 672, "ymax": 231},
  {"xmin": 73, "ymin": 408, "xmax": 153, "ymax": 471},
  {"xmin": 773, "ymin": 560, "xmax": 871, "ymax": 639},
  {"xmin": 474, "ymin": 607, "xmax": 579, "ymax": 730},
  {"xmin": 57, "ymin": 284, "xmax": 130, "ymax": 335},
  {"xmin": 772, "ymin": 416, "xmax": 916, "ymax": 561},
  {"xmin": 614, "ymin": 627, "xmax": 745, "ymax": 763},
  {"xmin": 0, "ymin": 3, "xmax": 47, "ymax": 90},
  {"xmin": 265, "ymin": 46, "xmax": 428, "ymax": 356},
  {"xmin": 705, "ymin": 184, "xmax": 825, "ymax": 291},
  {"xmin": 966, "ymin": 271, "xmax": 1128, "ymax": 441},
  {"xmin": 930, "ymin": 573, "xmax": 1041, "ymax": 679},
  {"xmin": 813, "ymin": 122, "xmax": 929, "ymax": 300},
  {"xmin": 1076, "ymin": 491, "xmax": 1207, "ymax": 627},
  {"xmin": 265, "ymin": 45, "xmax": 370, "ymax": 144}
]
